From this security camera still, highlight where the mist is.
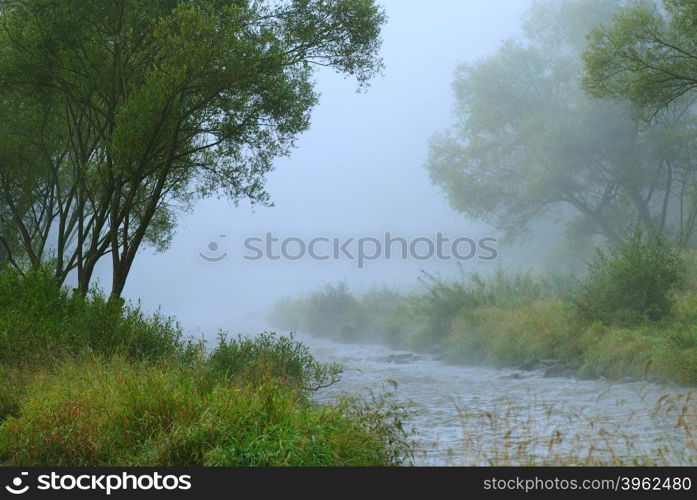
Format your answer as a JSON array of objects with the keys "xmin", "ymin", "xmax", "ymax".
[{"xmin": 96, "ymin": 0, "xmax": 533, "ymax": 334}]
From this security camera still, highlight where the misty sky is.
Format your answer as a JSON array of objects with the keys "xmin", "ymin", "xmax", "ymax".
[{"xmin": 88, "ymin": 0, "xmax": 535, "ymax": 336}]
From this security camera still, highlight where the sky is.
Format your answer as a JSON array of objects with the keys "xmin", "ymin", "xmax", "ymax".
[{"xmin": 88, "ymin": 0, "xmax": 535, "ymax": 336}]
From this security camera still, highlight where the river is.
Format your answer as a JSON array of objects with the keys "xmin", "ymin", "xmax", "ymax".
[{"xmin": 294, "ymin": 333, "xmax": 696, "ymax": 466}]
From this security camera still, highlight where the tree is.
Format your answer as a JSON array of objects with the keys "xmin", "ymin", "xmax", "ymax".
[
  {"xmin": 0, "ymin": 202, "xmax": 18, "ymax": 270},
  {"xmin": 0, "ymin": 90, "xmax": 67, "ymax": 275},
  {"xmin": 583, "ymin": 0, "xmax": 697, "ymax": 116},
  {"xmin": 0, "ymin": 0, "xmax": 386, "ymax": 298},
  {"xmin": 426, "ymin": 0, "xmax": 697, "ymax": 247}
]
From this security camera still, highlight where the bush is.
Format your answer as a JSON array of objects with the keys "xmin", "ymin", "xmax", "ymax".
[
  {"xmin": 0, "ymin": 267, "xmax": 198, "ymax": 366},
  {"xmin": 268, "ymin": 297, "xmax": 309, "ymax": 332},
  {"xmin": 0, "ymin": 357, "xmax": 413, "ymax": 466},
  {"xmin": 0, "ymin": 267, "xmax": 197, "ymax": 422},
  {"xmin": 207, "ymin": 332, "xmax": 342, "ymax": 392},
  {"xmin": 305, "ymin": 282, "xmax": 362, "ymax": 340},
  {"xmin": 269, "ymin": 284, "xmax": 408, "ymax": 344},
  {"xmin": 570, "ymin": 229, "xmax": 686, "ymax": 325}
]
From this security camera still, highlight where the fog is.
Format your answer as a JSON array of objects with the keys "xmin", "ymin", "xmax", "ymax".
[
  {"xmin": 3, "ymin": 0, "xmax": 696, "ymax": 468},
  {"xmin": 83, "ymin": 0, "xmax": 533, "ymax": 334}
]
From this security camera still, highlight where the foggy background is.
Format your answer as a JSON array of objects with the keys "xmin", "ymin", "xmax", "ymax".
[{"xmin": 86, "ymin": 0, "xmax": 536, "ymax": 335}]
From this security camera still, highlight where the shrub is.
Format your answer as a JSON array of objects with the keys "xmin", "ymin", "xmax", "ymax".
[
  {"xmin": 0, "ymin": 357, "xmax": 413, "ymax": 466},
  {"xmin": 0, "ymin": 268, "xmax": 198, "ymax": 366},
  {"xmin": 267, "ymin": 297, "xmax": 309, "ymax": 332},
  {"xmin": 355, "ymin": 287, "xmax": 405, "ymax": 341},
  {"xmin": 269, "ymin": 284, "xmax": 409, "ymax": 344},
  {"xmin": 206, "ymin": 332, "xmax": 342, "ymax": 392},
  {"xmin": 400, "ymin": 269, "xmax": 550, "ymax": 349},
  {"xmin": 268, "ymin": 270, "xmax": 565, "ymax": 351},
  {"xmin": 570, "ymin": 229, "xmax": 686, "ymax": 325},
  {"xmin": 0, "ymin": 269, "xmax": 417, "ymax": 466},
  {"xmin": 305, "ymin": 282, "xmax": 361, "ymax": 340}
]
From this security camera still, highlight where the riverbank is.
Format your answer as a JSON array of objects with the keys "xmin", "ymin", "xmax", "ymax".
[
  {"xmin": 269, "ymin": 271, "xmax": 697, "ymax": 386},
  {"xmin": 0, "ymin": 269, "xmax": 413, "ymax": 466},
  {"xmin": 443, "ymin": 295, "xmax": 697, "ymax": 384}
]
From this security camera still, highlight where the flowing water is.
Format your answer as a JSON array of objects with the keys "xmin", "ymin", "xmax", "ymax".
[{"xmin": 294, "ymin": 333, "xmax": 696, "ymax": 466}]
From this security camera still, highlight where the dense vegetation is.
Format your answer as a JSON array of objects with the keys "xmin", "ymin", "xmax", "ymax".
[
  {"xmin": 0, "ymin": 0, "xmax": 404, "ymax": 467},
  {"xmin": 3, "ymin": 0, "xmax": 697, "ymax": 468},
  {"xmin": 0, "ymin": 269, "xmax": 413, "ymax": 466},
  {"xmin": 0, "ymin": 0, "xmax": 386, "ymax": 299},
  {"xmin": 270, "ymin": 234, "xmax": 697, "ymax": 385}
]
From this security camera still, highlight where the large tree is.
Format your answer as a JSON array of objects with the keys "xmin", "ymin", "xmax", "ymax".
[
  {"xmin": 0, "ymin": 0, "xmax": 386, "ymax": 298},
  {"xmin": 426, "ymin": 0, "xmax": 697, "ymax": 247}
]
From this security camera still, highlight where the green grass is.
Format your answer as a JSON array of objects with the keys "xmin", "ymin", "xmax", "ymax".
[
  {"xmin": 207, "ymin": 332, "xmax": 342, "ymax": 391},
  {"xmin": 0, "ymin": 357, "xmax": 412, "ymax": 466},
  {"xmin": 0, "ymin": 268, "xmax": 414, "ymax": 466}
]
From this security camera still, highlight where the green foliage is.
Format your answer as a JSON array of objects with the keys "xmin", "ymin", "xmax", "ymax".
[
  {"xmin": 583, "ymin": 0, "xmax": 697, "ymax": 113},
  {"xmin": 0, "ymin": 268, "xmax": 197, "ymax": 366},
  {"xmin": 582, "ymin": 2, "xmax": 697, "ymax": 249},
  {"xmin": 392, "ymin": 270, "xmax": 562, "ymax": 351},
  {"xmin": 0, "ymin": 363, "xmax": 40, "ymax": 422},
  {"xmin": 0, "ymin": 357, "xmax": 413, "ymax": 466},
  {"xmin": 207, "ymin": 332, "xmax": 342, "ymax": 392},
  {"xmin": 0, "ymin": 268, "xmax": 413, "ymax": 466},
  {"xmin": 270, "ymin": 257, "xmax": 697, "ymax": 385},
  {"xmin": 570, "ymin": 230, "xmax": 686, "ymax": 325},
  {"xmin": 0, "ymin": 0, "xmax": 386, "ymax": 297},
  {"xmin": 0, "ymin": 267, "xmax": 199, "ymax": 422},
  {"xmin": 447, "ymin": 299, "xmax": 582, "ymax": 366},
  {"xmin": 305, "ymin": 282, "xmax": 362, "ymax": 340},
  {"xmin": 269, "ymin": 270, "xmax": 564, "ymax": 351},
  {"xmin": 270, "ymin": 284, "xmax": 407, "ymax": 344}
]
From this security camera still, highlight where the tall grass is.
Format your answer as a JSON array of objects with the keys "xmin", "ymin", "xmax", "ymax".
[
  {"xmin": 0, "ymin": 357, "xmax": 413, "ymax": 466},
  {"xmin": 458, "ymin": 389, "xmax": 696, "ymax": 466},
  {"xmin": 0, "ymin": 267, "xmax": 198, "ymax": 421},
  {"xmin": 0, "ymin": 269, "xmax": 414, "ymax": 466},
  {"xmin": 269, "ymin": 268, "xmax": 574, "ymax": 353},
  {"xmin": 207, "ymin": 332, "xmax": 343, "ymax": 391}
]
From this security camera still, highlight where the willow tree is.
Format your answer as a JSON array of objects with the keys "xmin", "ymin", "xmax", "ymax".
[
  {"xmin": 0, "ymin": 0, "xmax": 386, "ymax": 297},
  {"xmin": 426, "ymin": 0, "xmax": 697, "ymax": 247}
]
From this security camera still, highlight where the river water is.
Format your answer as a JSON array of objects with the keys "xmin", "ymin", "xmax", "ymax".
[{"xmin": 295, "ymin": 333, "xmax": 696, "ymax": 466}]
